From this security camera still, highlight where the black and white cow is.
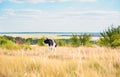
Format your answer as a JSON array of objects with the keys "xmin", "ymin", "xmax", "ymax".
[{"xmin": 44, "ymin": 38, "xmax": 57, "ymax": 52}]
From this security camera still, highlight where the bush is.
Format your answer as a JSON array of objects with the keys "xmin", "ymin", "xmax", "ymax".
[
  {"xmin": 56, "ymin": 39, "xmax": 66, "ymax": 46},
  {"xmin": 0, "ymin": 36, "xmax": 7, "ymax": 45},
  {"xmin": 70, "ymin": 34, "xmax": 81, "ymax": 47},
  {"xmin": 79, "ymin": 33, "xmax": 91, "ymax": 46},
  {"xmin": 0, "ymin": 36, "xmax": 19, "ymax": 50},
  {"xmin": 0, "ymin": 36, "xmax": 31, "ymax": 50},
  {"xmin": 37, "ymin": 37, "xmax": 45, "ymax": 46},
  {"xmin": 99, "ymin": 25, "xmax": 120, "ymax": 47},
  {"xmin": 69, "ymin": 34, "xmax": 92, "ymax": 47}
]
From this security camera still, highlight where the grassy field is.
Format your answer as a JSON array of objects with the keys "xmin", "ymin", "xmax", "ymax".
[{"xmin": 0, "ymin": 46, "xmax": 120, "ymax": 77}]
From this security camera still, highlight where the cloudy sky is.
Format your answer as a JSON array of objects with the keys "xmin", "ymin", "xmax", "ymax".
[{"xmin": 0, "ymin": 0, "xmax": 120, "ymax": 32}]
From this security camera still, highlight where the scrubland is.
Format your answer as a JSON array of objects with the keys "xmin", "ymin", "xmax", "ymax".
[{"xmin": 0, "ymin": 46, "xmax": 120, "ymax": 77}]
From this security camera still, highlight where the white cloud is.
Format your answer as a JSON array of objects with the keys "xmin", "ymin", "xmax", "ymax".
[
  {"xmin": 5, "ymin": 9, "xmax": 16, "ymax": 16},
  {"xmin": 9, "ymin": 0, "xmax": 96, "ymax": 3},
  {"xmin": 61, "ymin": 10, "xmax": 120, "ymax": 15},
  {"xmin": 1, "ymin": 9, "xmax": 120, "ymax": 32},
  {"xmin": 17, "ymin": 9, "xmax": 43, "ymax": 15},
  {"xmin": 3, "ymin": 9, "xmax": 120, "ymax": 21},
  {"xmin": 56, "ymin": 10, "xmax": 120, "ymax": 21}
]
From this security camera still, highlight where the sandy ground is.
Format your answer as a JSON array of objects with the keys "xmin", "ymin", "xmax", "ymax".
[{"xmin": 0, "ymin": 34, "xmax": 100, "ymax": 41}]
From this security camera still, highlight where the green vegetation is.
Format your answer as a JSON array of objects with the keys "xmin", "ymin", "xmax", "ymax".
[
  {"xmin": 99, "ymin": 26, "xmax": 120, "ymax": 47},
  {"xmin": 0, "ymin": 25, "xmax": 120, "ymax": 77},
  {"xmin": 1, "ymin": 25, "xmax": 120, "ymax": 48},
  {"xmin": 69, "ymin": 34, "xmax": 92, "ymax": 47},
  {"xmin": 79, "ymin": 33, "xmax": 91, "ymax": 46},
  {"xmin": 37, "ymin": 37, "xmax": 45, "ymax": 46},
  {"xmin": 0, "ymin": 36, "xmax": 18, "ymax": 50},
  {"xmin": 0, "ymin": 36, "xmax": 31, "ymax": 50},
  {"xmin": 0, "ymin": 33, "xmax": 93, "ymax": 48},
  {"xmin": 70, "ymin": 34, "xmax": 81, "ymax": 47},
  {"xmin": 56, "ymin": 39, "xmax": 66, "ymax": 46}
]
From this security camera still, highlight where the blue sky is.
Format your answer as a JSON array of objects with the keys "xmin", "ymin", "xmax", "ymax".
[{"xmin": 0, "ymin": 0, "xmax": 120, "ymax": 32}]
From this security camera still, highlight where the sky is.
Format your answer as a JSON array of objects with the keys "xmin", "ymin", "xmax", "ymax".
[{"xmin": 0, "ymin": 0, "xmax": 120, "ymax": 32}]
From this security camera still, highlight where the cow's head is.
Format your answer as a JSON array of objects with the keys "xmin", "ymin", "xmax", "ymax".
[{"xmin": 44, "ymin": 38, "xmax": 50, "ymax": 44}]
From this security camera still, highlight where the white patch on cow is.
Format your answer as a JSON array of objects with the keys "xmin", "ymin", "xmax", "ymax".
[{"xmin": 44, "ymin": 38, "xmax": 57, "ymax": 52}]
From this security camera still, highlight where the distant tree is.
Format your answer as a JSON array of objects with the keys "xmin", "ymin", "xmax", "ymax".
[
  {"xmin": 79, "ymin": 33, "xmax": 91, "ymax": 46},
  {"xmin": 56, "ymin": 39, "xmax": 66, "ymax": 46},
  {"xmin": 16, "ymin": 39, "xmax": 23, "ymax": 45},
  {"xmin": 70, "ymin": 34, "xmax": 81, "ymax": 47},
  {"xmin": 26, "ymin": 38, "xmax": 33, "ymax": 44},
  {"xmin": 32, "ymin": 39, "xmax": 39, "ymax": 45},
  {"xmin": 15, "ymin": 37, "xmax": 24, "ymax": 44},
  {"xmin": 99, "ymin": 25, "xmax": 120, "ymax": 47},
  {"xmin": 25, "ymin": 40, "xmax": 31, "ymax": 46},
  {"xmin": 3, "ymin": 35, "xmax": 15, "ymax": 42}
]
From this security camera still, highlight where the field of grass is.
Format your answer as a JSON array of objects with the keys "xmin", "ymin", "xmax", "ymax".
[{"xmin": 0, "ymin": 46, "xmax": 120, "ymax": 77}]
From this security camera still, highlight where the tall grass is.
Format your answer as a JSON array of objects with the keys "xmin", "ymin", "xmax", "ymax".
[{"xmin": 0, "ymin": 46, "xmax": 120, "ymax": 77}]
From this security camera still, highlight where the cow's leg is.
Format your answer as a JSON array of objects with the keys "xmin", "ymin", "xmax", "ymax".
[
  {"xmin": 52, "ymin": 42, "xmax": 56, "ymax": 52},
  {"xmin": 52, "ymin": 46, "xmax": 56, "ymax": 52},
  {"xmin": 48, "ymin": 46, "xmax": 51, "ymax": 52}
]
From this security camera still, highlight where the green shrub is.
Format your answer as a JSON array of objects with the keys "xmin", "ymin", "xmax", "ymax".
[
  {"xmin": 99, "ymin": 26, "xmax": 120, "ymax": 47},
  {"xmin": 0, "ymin": 36, "xmax": 31, "ymax": 50},
  {"xmin": 25, "ymin": 40, "xmax": 31, "ymax": 46},
  {"xmin": 0, "ymin": 37, "xmax": 19, "ymax": 50},
  {"xmin": 37, "ymin": 37, "xmax": 45, "ymax": 46},
  {"xmin": 70, "ymin": 34, "xmax": 81, "ymax": 47},
  {"xmin": 56, "ymin": 40, "xmax": 66, "ymax": 46},
  {"xmin": 0, "ymin": 37, "xmax": 7, "ymax": 45},
  {"xmin": 69, "ymin": 34, "xmax": 92, "ymax": 47},
  {"xmin": 79, "ymin": 33, "xmax": 91, "ymax": 46}
]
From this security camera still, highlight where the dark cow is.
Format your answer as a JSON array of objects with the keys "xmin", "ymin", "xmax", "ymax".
[{"xmin": 44, "ymin": 38, "xmax": 57, "ymax": 52}]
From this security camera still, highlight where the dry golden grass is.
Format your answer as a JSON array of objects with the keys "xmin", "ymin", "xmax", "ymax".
[{"xmin": 0, "ymin": 46, "xmax": 120, "ymax": 77}]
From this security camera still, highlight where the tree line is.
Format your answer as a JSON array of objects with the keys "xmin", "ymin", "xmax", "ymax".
[{"xmin": 0, "ymin": 25, "xmax": 120, "ymax": 50}]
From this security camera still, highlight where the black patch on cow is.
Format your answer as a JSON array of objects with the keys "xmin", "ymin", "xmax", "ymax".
[{"xmin": 44, "ymin": 38, "xmax": 57, "ymax": 47}]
